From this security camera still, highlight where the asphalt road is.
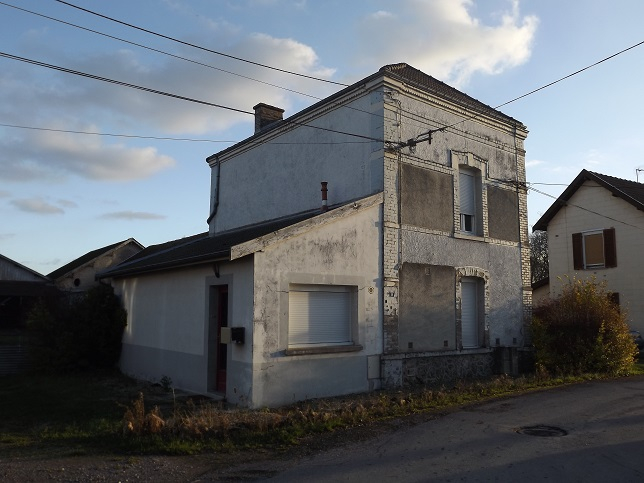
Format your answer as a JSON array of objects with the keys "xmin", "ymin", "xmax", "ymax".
[{"xmin": 256, "ymin": 376, "xmax": 644, "ymax": 482}]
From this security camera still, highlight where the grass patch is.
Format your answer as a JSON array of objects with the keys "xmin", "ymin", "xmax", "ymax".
[{"xmin": 1, "ymin": 366, "xmax": 643, "ymax": 457}]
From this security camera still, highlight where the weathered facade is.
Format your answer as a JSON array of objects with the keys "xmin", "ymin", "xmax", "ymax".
[
  {"xmin": 102, "ymin": 63, "xmax": 530, "ymax": 407},
  {"xmin": 49, "ymin": 239, "xmax": 143, "ymax": 293},
  {"xmin": 533, "ymin": 170, "xmax": 644, "ymax": 332}
]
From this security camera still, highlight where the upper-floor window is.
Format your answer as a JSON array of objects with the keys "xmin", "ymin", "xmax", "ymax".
[
  {"xmin": 572, "ymin": 228, "xmax": 617, "ymax": 270},
  {"xmin": 459, "ymin": 168, "xmax": 480, "ymax": 235}
]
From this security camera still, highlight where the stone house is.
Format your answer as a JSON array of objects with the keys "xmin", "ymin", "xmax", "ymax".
[
  {"xmin": 533, "ymin": 169, "xmax": 644, "ymax": 331},
  {"xmin": 101, "ymin": 63, "xmax": 530, "ymax": 408},
  {"xmin": 49, "ymin": 238, "xmax": 143, "ymax": 293}
]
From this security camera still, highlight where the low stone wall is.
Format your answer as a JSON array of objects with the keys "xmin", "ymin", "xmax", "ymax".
[
  {"xmin": 382, "ymin": 347, "xmax": 531, "ymax": 388},
  {"xmin": 402, "ymin": 352, "xmax": 494, "ymax": 386}
]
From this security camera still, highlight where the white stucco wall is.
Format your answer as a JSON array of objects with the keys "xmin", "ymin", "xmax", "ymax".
[
  {"xmin": 547, "ymin": 180, "xmax": 644, "ymax": 332},
  {"xmin": 241, "ymin": 200, "xmax": 383, "ymax": 408},
  {"xmin": 113, "ymin": 258, "xmax": 255, "ymax": 396},
  {"xmin": 209, "ymin": 87, "xmax": 386, "ymax": 234}
]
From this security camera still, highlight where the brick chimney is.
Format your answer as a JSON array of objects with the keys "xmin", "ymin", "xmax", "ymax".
[{"xmin": 253, "ymin": 103, "xmax": 284, "ymax": 133}]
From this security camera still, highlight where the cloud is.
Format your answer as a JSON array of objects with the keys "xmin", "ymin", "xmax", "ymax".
[
  {"xmin": 0, "ymin": 233, "xmax": 15, "ymax": 241},
  {"xmin": 100, "ymin": 211, "xmax": 166, "ymax": 220},
  {"xmin": 355, "ymin": 0, "xmax": 538, "ymax": 87},
  {"xmin": 525, "ymin": 159, "xmax": 544, "ymax": 168},
  {"xmin": 11, "ymin": 197, "xmax": 65, "ymax": 214},
  {"xmin": 0, "ymin": 190, "xmax": 10, "ymax": 198},
  {"xmin": 0, "ymin": 124, "xmax": 176, "ymax": 182}
]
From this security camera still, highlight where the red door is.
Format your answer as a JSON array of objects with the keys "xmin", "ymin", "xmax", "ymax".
[{"xmin": 216, "ymin": 286, "xmax": 228, "ymax": 393}]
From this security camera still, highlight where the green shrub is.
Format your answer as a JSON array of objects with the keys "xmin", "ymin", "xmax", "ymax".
[
  {"xmin": 27, "ymin": 284, "xmax": 127, "ymax": 373},
  {"xmin": 532, "ymin": 277, "xmax": 636, "ymax": 376}
]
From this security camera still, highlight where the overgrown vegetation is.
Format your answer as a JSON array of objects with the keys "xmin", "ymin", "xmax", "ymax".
[
  {"xmin": 27, "ymin": 284, "xmax": 127, "ymax": 372},
  {"xmin": 529, "ymin": 230, "xmax": 549, "ymax": 283},
  {"xmin": 1, "ymin": 367, "xmax": 644, "ymax": 457},
  {"xmin": 532, "ymin": 277, "xmax": 637, "ymax": 375}
]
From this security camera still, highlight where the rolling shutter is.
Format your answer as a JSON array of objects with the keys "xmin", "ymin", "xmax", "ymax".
[
  {"xmin": 459, "ymin": 171, "xmax": 475, "ymax": 216},
  {"xmin": 461, "ymin": 279, "xmax": 479, "ymax": 348},
  {"xmin": 289, "ymin": 287, "xmax": 352, "ymax": 346}
]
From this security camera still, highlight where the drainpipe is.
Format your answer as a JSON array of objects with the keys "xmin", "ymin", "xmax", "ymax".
[
  {"xmin": 321, "ymin": 182, "xmax": 328, "ymax": 212},
  {"xmin": 206, "ymin": 155, "xmax": 220, "ymax": 225}
]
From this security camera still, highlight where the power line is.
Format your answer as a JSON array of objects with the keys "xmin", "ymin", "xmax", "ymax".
[
  {"xmin": 0, "ymin": 51, "xmax": 388, "ymax": 143},
  {"xmin": 399, "ymin": 38, "xmax": 644, "ymax": 149},
  {"xmin": 0, "ymin": 123, "xmax": 235, "ymax": 143},
  {"xmin": 0, "ymin": 51, "xmax": 254, "ymax": 115},
  {"xmin": 0, "ymin": 122, "xmax": 372, "ymax": 145},
  {"xmin": 528, "ymin": 185, "xmax": 644, "ymax": 230},
  {"xmin": 0, "ymin": 1, "xmax": 320, "ymax": 101},
  {"xmin": 54, "ymin": 0, "xmax": 348, "ymax": 87}
]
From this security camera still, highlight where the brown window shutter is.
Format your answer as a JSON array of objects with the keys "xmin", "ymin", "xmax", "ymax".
[
  {"xmin": 572, "ymin": 233, "xmax": 583, "ymax": 270},
  {"xmin": 604, "ymin": 228, "xmax": 617, "ymax": 267}
]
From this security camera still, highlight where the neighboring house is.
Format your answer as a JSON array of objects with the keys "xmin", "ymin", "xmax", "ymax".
[
  {"xmin": 48, "ymin": 239, "xmax": 143, "ymax": 293},
  {"xmin": 0, "ymin": 254, "xmax": 57, "ymax": 330},
  {"xmin": 533, "ymin": 169, "xmax": 644, "ymax": 331},
  {"xmin": 0, "ymin": 254, "xmax": 57, "ymax": 374},
  {"xmin": 100, "ymin": 63, "xmax": 531, "ymax": 408}
]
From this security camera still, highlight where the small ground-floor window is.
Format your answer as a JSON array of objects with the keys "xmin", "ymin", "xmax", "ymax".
[{"xmin": 288, "ymin": 284, "xmax": 354, "ymax": 347}]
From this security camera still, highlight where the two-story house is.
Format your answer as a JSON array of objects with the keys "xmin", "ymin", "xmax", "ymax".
[
  {"xmin": 101, "ymin": 63, "xmax": 530, "ymax": 408},
  {"xmin": 533, "ymin": 169, "xmax": 644, "ymax": 332}
]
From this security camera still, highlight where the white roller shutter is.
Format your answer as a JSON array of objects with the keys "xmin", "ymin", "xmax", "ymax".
[
  {"xmin": 459, "ymin": 171, "xmax": 475, "ymax": 216},
  {"xmin": 289, "ymin": 286, "xmax": 352, "ymax": 346},
  {"xmin": 461, "ymin": 279, "xmax": 479, "ymax": 348}
]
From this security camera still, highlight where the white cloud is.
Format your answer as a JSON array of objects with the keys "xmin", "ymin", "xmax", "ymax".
[
  {"xmin": 101, "ymin": 211, "xmax": 166, "ymax": 220},
  {"xmin": 0, "ymin": 124, "xmax": 176, "ymax": 182},
  {"xmin": 525, "ymin": 159, "xmax": 544, "ymax": 168},
  {"xmin": 355, "ymin": 0, "xmax": 538, "ymax": 87},
  {"xmin": 11, "ymin": 197, "xmax": 65, "ymax": 214}
]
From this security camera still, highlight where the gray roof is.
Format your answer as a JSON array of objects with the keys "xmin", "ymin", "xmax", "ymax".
[
  {"xmin": 98, "ymin": 209, "xmax": 324, "ymax": 279},
  {"xmin": 211, "ymin": 63, "xmax": 525, "ymax": 160},
  {"xmin": 533, "ymin": 170, "xmax": 644, "ymax": 231},
  {"xmin": 48, "ymin": 238, "xmax": 143, "ymax": 280}
]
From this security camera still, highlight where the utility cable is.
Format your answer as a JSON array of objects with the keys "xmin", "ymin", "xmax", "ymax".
[
  {"xmin": 528, "ymin": 185, "xmax": 644, "ymax": 230},
  {"xmin": 0, "ymin": 1, "xmax": 319, "ymax": 101},
  {"xmin": 54, "ymin": 0, "xmax": 348, "ymax": 87},
  {"xmin": 399, "ymin": 38, "xmax": 644, "ymax": 148},
  {"xmin": 0, "ymin": 52, "xmax": 387, "ymax": 143}
]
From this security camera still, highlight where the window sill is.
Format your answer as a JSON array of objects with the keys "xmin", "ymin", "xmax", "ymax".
[
  {"xmin": 454, "ymin": 232, "xmax": 486, "ymax": 242},
  {"xmin": 285, "ymin": 344, "xmax": 363, "ymax": 356}
]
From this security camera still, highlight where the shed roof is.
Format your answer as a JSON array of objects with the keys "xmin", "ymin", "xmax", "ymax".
[
  {"xmin": 98, "ymin": 209, "xmax": 324, "ymax": 279},
  {"xmin": 533, "ymin": 170, "xmax": 644, "ymax": 231}
]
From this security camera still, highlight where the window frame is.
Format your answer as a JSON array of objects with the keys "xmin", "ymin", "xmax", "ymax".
[
  {"xmin": 287, "ymin": 284, "xmax": 357, "ymax": 349},
  {"xmin": 460, "ymin": 276, "xmax": 484, "ymax": 349},
  {"xmin": 572, "ymin": 228, "xmax": 617, "ymax": 270}
]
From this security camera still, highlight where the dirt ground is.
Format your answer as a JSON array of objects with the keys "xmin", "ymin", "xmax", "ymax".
[{"xmin": 0, "ymin": 412, "xmax": 423, "ymax": 482}]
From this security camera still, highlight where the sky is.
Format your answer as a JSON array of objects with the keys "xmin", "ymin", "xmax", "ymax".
[{"xmin": 1, "ymin": 0, "xmax": 643, "ymax": 276}]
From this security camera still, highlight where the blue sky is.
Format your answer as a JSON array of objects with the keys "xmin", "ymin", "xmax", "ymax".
[{"xmin": 1, "ymin": 0, "xmax": 643, "ymax": 275}]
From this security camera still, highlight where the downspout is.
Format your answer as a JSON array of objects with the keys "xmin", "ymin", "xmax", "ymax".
[{"xmin": 206, "ymin": 155, "xmax": 220, "ymax": 225}]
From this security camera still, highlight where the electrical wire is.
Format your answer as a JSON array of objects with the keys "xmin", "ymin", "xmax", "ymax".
[
  {"xmin": 527, "ymin": 185, "xmax": 644, "ymax": 230},
  {"xmin": 0, "ymin": 1, "xmax": 320, "ymax": 101},
  {"xmin": 0, "ymin": 51, "xmax": 254, "ymax": 115},
  {"xmin": 54, "ymin": 0, "xmax": 348, "ymax": 87},
  {"xmin": 401, "ymin": 38, "xmax": 644, "ymax": 148},
  {"xmin": 0, "ymin": 51, "xmax": 388, "ymax": 143}
]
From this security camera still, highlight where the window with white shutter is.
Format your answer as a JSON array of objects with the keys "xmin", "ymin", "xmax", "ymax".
[
  {"xmin": 288, "ymin": 284, "xmax": 354, "ymax": 347},
  {"xmin": 459, "ymin": 169, "xmax": 478, "ymax": 234},
  {"xmin": 461, "ymin": 278, "xmax": 480, "ymax": 348}
]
